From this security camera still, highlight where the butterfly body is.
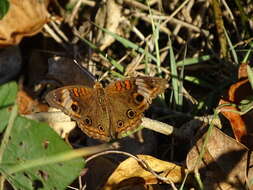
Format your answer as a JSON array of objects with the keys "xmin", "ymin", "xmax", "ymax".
[{"xmin": 46, "ymin": 77, "xmax": 168, "ymax": 141}]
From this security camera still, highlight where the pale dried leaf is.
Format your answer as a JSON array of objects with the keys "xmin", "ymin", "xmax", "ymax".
[
  {"xmin": 24, "ymin": 109, "xmax": 76, "ymax": 138},
  {"xmin": 95, "ymin": 0, "xmax": 126, "ymax": 50},
  {"xmin": 0, "ymin": 0, "xmax": 49, "ymax": 46},
  {"xmin": 103, "ymin": 155, "xmax": 185, "ymax": 190}
]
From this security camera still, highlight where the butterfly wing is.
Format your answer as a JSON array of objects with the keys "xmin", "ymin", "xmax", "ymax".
[
  {"xmin": 45, "ymin": 84, "xmax": 111, "ymax": 141},
  {"xmin": 105, "ymin": 77, "xmax": 168, "ymax": 139}
]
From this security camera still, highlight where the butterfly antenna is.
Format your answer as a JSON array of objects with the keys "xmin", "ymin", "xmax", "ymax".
[{"xmin": 73, "ymin": 59, "xmax": 97, "ymax": 81}]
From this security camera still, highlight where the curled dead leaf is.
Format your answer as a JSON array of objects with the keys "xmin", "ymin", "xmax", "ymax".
[
  {"xmin": 218, "ymin": 99, "xmax": 247, "ymax": 143},
  {"xmin": 95, "ymin": 0, "xmax": 128, "ymax": 50},
  {"xmin": 17, "ymin": 90, "xmax": 48, "ymax": 115},
  {"xmin": 219, "ymin": 78, "xmax": 253, "ymax": 148},
  {"xmin": 0, "ymin": 0, "xmax": 49, "ymax": 46},
  {"xmin": 103, "ymin": 155, "xmax": 185, "ymax": 190}
]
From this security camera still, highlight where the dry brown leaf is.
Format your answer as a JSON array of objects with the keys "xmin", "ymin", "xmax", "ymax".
[
  {"xmin": 0, "ymin": 0, "xmax": 49, "ymax": 46},
  {"xmin": 95, "ymin": 0, "xmax": 127, "ymax": 50},
  {"xmin": 219, "ymin": 62, "xmax": 253, "ymax": 148},
  {"xmin": 187, "ymin": 127, "xmax": 251, "ymax": 190},
  {"xmin": 227, "ymin": 79, "xmax": 251, "ymax": 103},
  {"xmin": 103, "ymin": 155, "xmax": 185, "ymax": 190},
  {"xmin": 17, "ymin": 90, "xmax": 48, "ymax": 114}
]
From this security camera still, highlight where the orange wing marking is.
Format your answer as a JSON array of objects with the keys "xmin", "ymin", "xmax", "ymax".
[
  {"xmin": 72, "ymin": 88, "xmax": 80, "ymax": 97},
  {"xmin": 115, "ymin": 81, "xmax": 122, "ymax": 91},
  {"xmin": 124, "ymin": 80, "xmax": 131, "ymax": 90}
]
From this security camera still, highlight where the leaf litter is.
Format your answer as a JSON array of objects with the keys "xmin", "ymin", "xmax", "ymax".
[{"xmin": 0, "ymin": 0, "xmax": 253, "ymax": 189}]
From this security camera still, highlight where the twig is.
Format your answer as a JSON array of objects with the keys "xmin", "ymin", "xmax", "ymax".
[
  {"xmin": 81, "ymin": 0, "xmax": 95, "ymax": 7},
  {"xmin": 123, "ymin": 0, "xmax": 209, "ymax": 35},
  {"xmin": 142, "ymin": 117, "xmax": 174, "ymax": 136},
  {"xmin": 50, "ymin": 21, "xmax": 69, "ymax": 42},
  {"xmin": 221, "ymin": 0, "xmax": 239, "ymax": 38},
  {"xmin": 69, "ymin": 0, "xmax": 83, "ymax": 26},
  {"xmin": 43, "ymin": 24, "xmax": 63, "ymax": 44},
  {"xmin": 160, "ymin": 0, "xmax": 191, "ymax": 26}
]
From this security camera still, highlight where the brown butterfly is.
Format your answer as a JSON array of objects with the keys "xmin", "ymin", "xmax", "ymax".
[{"xmin": 46, "ymin": 76, "xmax": 168, "ymax": 142}]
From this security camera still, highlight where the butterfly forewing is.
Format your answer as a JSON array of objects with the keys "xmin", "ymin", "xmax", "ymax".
[{"xmin": 46, "ymin": 85, "xmax": 112, "ymax": 141}]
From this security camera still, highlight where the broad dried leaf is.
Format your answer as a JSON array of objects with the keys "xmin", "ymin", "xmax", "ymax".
[
  {"xmin": 103, "ymin": 155, "xmax": 185, "ymax": 190},
  {"xmin": 187, "ymin": 127, "xmax": 251, "ymax": 190},
  {"xmin": 0, "ymin": 0, "xmax": 49, "ymax": 46},
  {"xmin": 95, "ymin": 0, "xmax": 127, "ymax": 50}
]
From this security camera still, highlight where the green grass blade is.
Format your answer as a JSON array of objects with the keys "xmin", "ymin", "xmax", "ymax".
[
  {"xmin": 169, "ymin": 37, "xmax": 180, "ymax": 106},
  {"xmin": 177, "ymin": 55, "xmax": 213, "ymax": 67},
  {"xmin": 184, "ymin": 76, "xmax": 216, "ymax": 90},
  {"xmin": 147, "ymin": 1, "xmax": 161, "ymax": 74},
  {"xmin": 242, "ymin": 42, "xmax": 253, "ymax": 63},
  {"xmin": 224, "ymin": 27, "xmax": 238, "ymax": 64},
  {"xmin": 247, "ymin": 65, "xmax": 253, "ymax": 89}
]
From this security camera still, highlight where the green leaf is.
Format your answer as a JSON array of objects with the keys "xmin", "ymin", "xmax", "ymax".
[
  {"xmin": 0, "ymin": 0, "xmax": 9, "ymax": 19},
  {"xmin": 0, "ymin": 81, "xmax": 17, "ymax": 107},
  {"xmin": 0, "ymin": 82, "xmax": 84, "ymax": 189},
  {"xmin": 0, "ymin": 82, "xmax": 18, "ymax": 133},
  {"xmin": 238, "ymin": 96, "xmax": 253, "ymax": 115},
  {"xmin": 1, "ymin": 116, "xmax": 84, "ymax": 190}
]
